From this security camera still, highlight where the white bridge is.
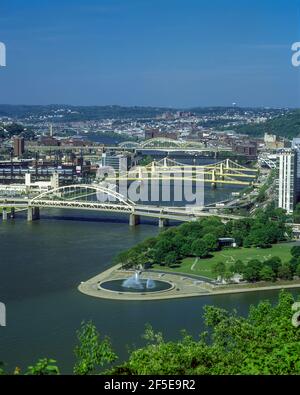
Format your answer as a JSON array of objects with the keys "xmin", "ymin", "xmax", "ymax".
[{"xmin": 0, "ymin": 184, "xmax": 243, "ymax": 227}]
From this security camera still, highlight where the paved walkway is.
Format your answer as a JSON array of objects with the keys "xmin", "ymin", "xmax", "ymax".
[
  {"xmin": 78, "ymin": 264, "xmax": 300, "ymax": 301},
  {"xmin": 78, "ymin": 265, "xmax": 211, "ymax": 301}
]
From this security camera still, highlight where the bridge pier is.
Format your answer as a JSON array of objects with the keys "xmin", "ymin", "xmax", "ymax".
[
  {"xmin": 10, "ymin": 207, "xmax": 15, "ymax": 219},
  {"xmin": 129, "ymin": 213, "xmax": 140, "ymax": 226},
  {"xmin": 27, "ymin": 207, "xmax": 40, "ymax": 222},
  {"xmin": 211, "ymin": 170, "xmax": 217, "ymax": 189},
  {"xmin": 2, "ymin": 208, "xmax": 7, "ymax": 221},
  {"xmin": 158, "ymin": 218, "xmax": 169, "ymax": 228}
]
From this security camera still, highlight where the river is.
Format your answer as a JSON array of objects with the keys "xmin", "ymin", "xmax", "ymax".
[{"xmin": 0, "ymin": 208, "xmax": 299, "ymax": 374}]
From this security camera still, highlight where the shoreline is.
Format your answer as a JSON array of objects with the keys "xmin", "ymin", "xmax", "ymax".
[{"xmin": 78, "ymin": 264, "xmax": 300, "ymax": 301}]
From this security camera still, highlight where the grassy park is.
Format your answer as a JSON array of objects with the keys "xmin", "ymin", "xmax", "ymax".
[{"xmin": 152, "ymin": 243, "xmax": 293, "ymax": 279}]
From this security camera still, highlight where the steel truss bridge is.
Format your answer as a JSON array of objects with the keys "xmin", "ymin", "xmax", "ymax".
[
  {"xmin": 117, "ymin": 137, "xmax": 231, "ymax": 153},
  {"xmin": 104, "ymin": 157, "xmax": 258, "ymax": 187},
  {"xmin": 0, "ymin": 184, "xmax": 243, "ymax": 226},
  {"xmin": 26, "ymin": 138, "xmax": 231, "ymax": 154}
]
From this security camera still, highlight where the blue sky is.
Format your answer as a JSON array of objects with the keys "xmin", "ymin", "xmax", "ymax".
[{"xmin": 0, "ymin": 0, "xmax": 300, "ymax": 107}]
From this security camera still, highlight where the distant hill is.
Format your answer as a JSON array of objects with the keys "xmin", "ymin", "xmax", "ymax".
[
  {"xmin": 227, "ymin": 110, "xmax": 300, "ymax": 139},
  {"xmin": 0, "ymin": 105, "xmax": 299, "ymax": 139},
  {"xmin": 0, "ymin": 104, "xmax": 176, "ymax": 121},
  {"xmin": 0, "ymin": 104, "xmax": 287, "ymax": 122}
]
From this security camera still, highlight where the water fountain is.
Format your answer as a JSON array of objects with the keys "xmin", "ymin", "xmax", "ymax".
[
  {"xmin": 122, "ymin": 271, "xmax": 156, "ymax": 290},
  {"xmin": 146, "ymin": 278, "xmax": 155, "ymax": 289},
  {"xmin": 122, "ymin": 271, "xmax": 144, "ymax": 289},
  {"xmin": 99, "ymin": 270, "xmax": 173, "ymax": 293}
]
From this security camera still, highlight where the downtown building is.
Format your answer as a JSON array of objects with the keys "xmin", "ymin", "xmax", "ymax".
[
  {"xmin": 277, "ymin": 148, "xmax": 298, "ymax": 214},
  {"xmin": 101, "ymin": 152, "xmax": 134, "ymax": 171},
  {"xmin": 13, "ymin": 136, "xmax": 25, "ymax": 157}
]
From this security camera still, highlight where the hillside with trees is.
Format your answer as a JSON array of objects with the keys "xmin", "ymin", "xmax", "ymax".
[{"xmin": 227, "ymin": 109, "xmax": 300, "ymax": 138}]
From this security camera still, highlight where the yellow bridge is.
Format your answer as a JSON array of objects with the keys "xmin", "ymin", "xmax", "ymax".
[{"xmin": 104, "ymin": 157, "xmax": 259, "ymax": 187}]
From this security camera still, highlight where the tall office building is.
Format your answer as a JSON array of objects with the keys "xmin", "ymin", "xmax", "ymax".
[
  {"xmin": 13, "ymin": 136, "xmax": 25, "ymax": 157},
  {"xmin": 101, "ymin": 152, "xmax": 131, "ymax": 171},
  {"xmin": 277, "ymin": 149, "xmax": 297, "ymax": 213},
  {"xmin": 292, "ymin": 138, "xmax": 300, "ymax": 202}
]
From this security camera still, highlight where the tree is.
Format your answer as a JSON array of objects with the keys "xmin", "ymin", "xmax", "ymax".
[
  {"xmin": 277, "ymin": 263, "xmax": 293, "ymax": 280},
  {"xmin": 259, "ymin": 266, "xmax": 276, "ymax": 282},
  {"xmin": 264, "ymin": 256, "xmax": 281, "ymax": 275},
  {"xmin": 242, "ymin": 259, "xmax": 263, "ymax": 282},
  {"xmin": 226, "ymin": 218, "xmax": 252, "ymax": 247},
  {"xmin": 154, "ymin": 238, "xmax": 176, "ymax": 258},
  {"xmin": 291, "ymin": 246, "xmax": 300, "ymax": 258},
  {"xmin": 293, "ymin": 203, "xmax": 300, "ymax": 223},
  {"xmin": 26, "ymin": 359, "xmax": 60, "ymax": 375},
  {"xmin": 5, "ymin": 122, "xmax": 24, "ymax": 136},
  {"xmin": 164, "ymin": 251, "xmax": 178, "ymax": 267},
  {"xmin": 109, "ymin": 291, "xmax": 300, "ymax": 375},
  {"xmin": 115, "ymin": 248, "xmax": 147, "ymax": 269},
  {"xmin": 224, "ymin": 270, "xmax": 234, "ymax": 283},
  {"xmin": 230, "ymin": 259, "xmax": 244, "ymax": 274},
  {"xmin": 74, "ymin": 321, "xmax": 117, "ymax": 375},
  {"xmin": 202, "ymin": 233, "xmax": 218, "ymax": 251},
  {"xmin": 191, "ymin": 239, "xmax": 209, "ymax": 258},
  {"xmin": 212, "ymin": 261, "xmax": 226, "ymax": 279},
  {"xmin": 247, "ymin": 227, "xmax": 272, "ymax": 248},
  {"xmin": 179, "ymin": 221, "xmax": 203, "ymax": 239},
  {"xmin": 296, "ymin": 263, "xmax": 300, "ymax": 277},
  {"xmin": 256, "ymin": 190, "xmax": 267, "ymax": 203},
  {"xmin": 179, "ymin": 237, "xmax": 193, "ymax": 257}
]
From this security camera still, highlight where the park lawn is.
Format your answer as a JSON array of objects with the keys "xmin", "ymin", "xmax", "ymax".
[{"xmin": 152, "ymin": 243, "xmax": 293, "ymax": 279}]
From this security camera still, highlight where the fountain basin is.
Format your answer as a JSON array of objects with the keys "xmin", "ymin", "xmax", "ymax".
[{"xmin": 99, "ymin": 279, "xmax": 173, "ymax": 293}]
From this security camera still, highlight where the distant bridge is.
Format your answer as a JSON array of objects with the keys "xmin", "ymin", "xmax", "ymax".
[
  {"xmin": 0, "ymin": 184, "xmax": 244, "ymax": 227},
  {"xmin": 26, "ymin": 138, "xmax": 232, "ymax": 154},
  {"xmin": 104, "ymin": 157, "xmax": 258, "ymax": 187},
  {"xmin": 117, "ymin": 138, "xmax": 232, "ymax": 153}
]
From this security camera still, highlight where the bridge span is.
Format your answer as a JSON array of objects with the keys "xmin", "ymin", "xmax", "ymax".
[{"xmin": 0, "ymin": 184, "xmax": 243, "ymax": 227}]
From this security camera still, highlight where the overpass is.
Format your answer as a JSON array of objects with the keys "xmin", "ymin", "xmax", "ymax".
[{"xmin": 0, "ymin": 184, "xmax": 244, "ymax": 227}]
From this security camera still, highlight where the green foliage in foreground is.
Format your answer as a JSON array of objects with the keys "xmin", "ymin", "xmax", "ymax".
[
  {"xmin": 73, "ymin": 321, "xmax": 117, "ymax": 375},
  {"xmin": 110, "ymin": 291, "xmax": 300, "ymax": 375},
  {"xmin": 1, "ymin": 291, "xmax": 300, "ymax": 375},
  {"xmin": 25, "ymin": 359, "xmax": 60, "ymax": 375}
]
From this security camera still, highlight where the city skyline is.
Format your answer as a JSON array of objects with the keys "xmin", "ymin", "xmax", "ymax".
[{"xmin": 0, "ymin": 0, "xmax": 300, "ymax": 108}]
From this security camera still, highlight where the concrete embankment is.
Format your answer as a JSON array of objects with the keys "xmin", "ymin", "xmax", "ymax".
[{"xmin": 78, "ymin": 264, "xmax": 300, "ymax": 301}]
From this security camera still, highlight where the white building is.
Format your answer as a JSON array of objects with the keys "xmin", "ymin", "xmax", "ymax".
[{"xmin": 277, "ymin": 149, "xmax": 297, "ymax": 214}]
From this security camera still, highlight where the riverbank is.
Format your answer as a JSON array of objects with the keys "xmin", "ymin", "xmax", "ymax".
[{"xmin": 78, "ymin": 264, "xmax": 300, "ymax": 301}]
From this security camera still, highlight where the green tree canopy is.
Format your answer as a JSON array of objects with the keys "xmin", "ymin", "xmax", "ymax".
[
  {"xmin": 74, "ymin": 321, "xmax": 117, "ymax": 375},
  {"xmin": 212, "ymin": 261, "xmax": 226, "ymax": 279},
  {"xmin": 259, "ymin": 266, "xmax": 276, "ymax": 282},
  {"xmin": 191, "ymin": 239, "xmax": 209, "ymax": 258}
]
